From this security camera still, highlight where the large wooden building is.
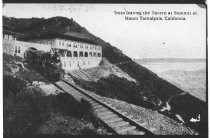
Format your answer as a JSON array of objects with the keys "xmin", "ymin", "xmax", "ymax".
[
  {"xmin": 3, "ymin": 30, "xmax": 51, "ymax": 58},
  {"xmin": 3, "ymin": 30, "xmax": 102, "ymax": 72},
  {"xmin": 29, "ymin": 34, "xmax": 102, "ymax": 71}
]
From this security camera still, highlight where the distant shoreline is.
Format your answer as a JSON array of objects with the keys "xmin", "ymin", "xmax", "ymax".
[{"xmin": 135, "ymin": 58, "xmax": 206, "ymax": 63}]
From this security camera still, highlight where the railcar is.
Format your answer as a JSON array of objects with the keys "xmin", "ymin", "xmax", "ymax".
[{"xmin": 26, "ymin": 49, "xmax": 64, "ymax": 81}]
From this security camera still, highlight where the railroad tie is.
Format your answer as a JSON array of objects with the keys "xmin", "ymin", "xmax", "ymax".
[
  {"xmin": 116, "ymin": 126, "xmax": 136, "ymax": 134},
  {"xmin": 110, "ymin": 122, "xmax": 129, "ymax": 128},
  {"xmin": 90, "ymin": 101, "xmax": 98, "ymax": 104},
  {"xmin": 58, "ymin": 80, "xmax": 154, "ymax": 136},
  {"xmin": 91, "ymin": 102, "xmax": 99, "ymax": 106},
  {"xmin": 129, "ymin": 130, "xmax": 145, "ymax": 135},
  {"xmin": 114, "ymin": 123, "xmax": 131, "ymax": 131},
  {"xmin": 105, "ymin": 117, "xmax": 122, "ymax": 123},
  {"xmin": 86, "ymin": 98, "xmax": 93, "ymax": 101},
  {"xmin": 127, "ymin": 115, "xmax": 134, "ymax": 119},
  {"xmin": 85, "ymin": 99, "xmax": 92, "ymax": 102},
  {"xmin": 95, "ymin": 107, "xmax": 107, "ymax": 112},
  {"xmin": 100, "ymin": 114, "xmax": 118, "ymax": 120},
  {"xmin": 97, "ymin": 111, "xmax": 113, "ymax": 116},
  {"xmin": 93, "ymin": 105, "xmax": 103, "ymax": 109},
  {"xmin": 138, "ymin": 122, "xmax": 147, "ymax": 126}
]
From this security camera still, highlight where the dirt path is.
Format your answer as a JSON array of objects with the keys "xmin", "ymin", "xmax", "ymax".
[{"xmin": 160, "ymin": 92, "xmax": 187, "ymax": 112}]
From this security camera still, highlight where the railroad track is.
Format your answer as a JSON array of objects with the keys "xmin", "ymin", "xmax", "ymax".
[{"xmin": 53, "ymin": 79, "xmax": 155, "ymax": 135}]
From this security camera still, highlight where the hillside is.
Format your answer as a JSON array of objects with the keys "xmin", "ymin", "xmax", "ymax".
[
  {"xmin": 3, "ymin": 16, "xmax": 45, "ymax": 33},
  {"xmin": 3, "ymin": 16, "xmax": 207, "ymax": 135},
  {"xmin": 3, "ymin": 53, "xmax": 111, "ymax": 135}
]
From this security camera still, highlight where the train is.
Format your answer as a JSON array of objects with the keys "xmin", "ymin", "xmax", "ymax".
[{"xmin": 25, "ymin": 48, "xmax": 64, "ymax": 81}]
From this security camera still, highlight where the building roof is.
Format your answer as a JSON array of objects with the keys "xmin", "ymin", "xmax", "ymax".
[
  {"xmin": 3, "ymin": 28, "xmax": 24, "ymax": 37},
  {"xmin": 28, "ymin": 33, "xmax": 99, "ymax": 46}
]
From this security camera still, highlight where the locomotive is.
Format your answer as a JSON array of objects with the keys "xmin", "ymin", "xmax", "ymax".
[{"xmin": 25, "ymin": 48, "xmax": 64, "ymax": 81}]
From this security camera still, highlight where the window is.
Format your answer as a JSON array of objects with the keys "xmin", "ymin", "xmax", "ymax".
[
  {"xmin": 69, "ymin": 61, "xmax": 71, "ymax": 66},
  {"xmin": 67, "ymin": 51, "xmax": 72, "ymax": 57},
  {"xmin": 79, "ymin": 51, "xmax": 83, "ymax": 57},
  {"xmin": 4, "ymin": 34, "xmax": 7, "ymax": 39},
  {"xmin": 67, "ymin": 44, "xmax": 71, "ymax": 47},
  {"xmin": 18, "ymin": 46, "xmax": 20, "ymax": 53},
  {"xmin": 15, "ymin": 46, "xmax": 20, "ymax": 54},
  {"xmin": 9, "ymin": 35, "xmax": 12, "ymax": 40},
  {"xmin": 15, "ymin": 46, "xmax": 18, "ymax": 53},
  {"xmin": 73, "ymin": 51, "xmax": 78, "ymax": 57},
  {"xmin": 59, "ymin": 50, "xmax": 65, "ymax": 57},
  {"xmin": 93, "ymin": 52, "xmax": 96, "ymax": 57},
  {"xmin": 97, "ymin": 53, "xmax": 101, "ymax": 57},
  {"xmin": 84, "ymin": 52, "xmax": 88, "ymax": 57},
  {"xmin": 89, "ymin": 52, "xmax": 92, "ymax": 57}
]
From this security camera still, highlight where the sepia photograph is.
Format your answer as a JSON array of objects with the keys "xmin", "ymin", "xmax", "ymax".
[{"xmin": 2, "ymin": 3, "xmax": 207, "ymax": 136}]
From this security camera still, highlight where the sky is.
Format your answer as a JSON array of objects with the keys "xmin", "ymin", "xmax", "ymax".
[{"xmin": 3, "ymin": 4, "xmax": 206, "ymax": 59}]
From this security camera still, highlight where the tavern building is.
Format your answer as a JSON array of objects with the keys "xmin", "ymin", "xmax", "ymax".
[
  {"xmin": 29, "ymin": 34, "xmax": 102, "ymax": 71},
  {"xmin": 3, "ymin": 29, "xmax": 51, "ymax": 58},
  {"xmin": 3, "ymin": 30, "xmax": 102, "ymax": 72}
]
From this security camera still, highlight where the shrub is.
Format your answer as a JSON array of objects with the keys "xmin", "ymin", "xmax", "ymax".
[
  {"xmin": 3, "ymin": 74, "xmax": 109, "ymax": 135},
  {"xmin": 73, "ymin": 74, "xmax": 158, "ymax": 109},
  {"xmin": 80, "ymin": 127, "xmax": 98, "ymax": 135},
  {"xmin": 4, "ymin": 88, "xmax": 51, "ymax": 134},
  {"xmin": 53, "ymin": 93, "xmax": 95, "ymax": 120},
  {"xmin": 3, "ymin": 75, "xmax": 26, "ymax": 98}
]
